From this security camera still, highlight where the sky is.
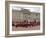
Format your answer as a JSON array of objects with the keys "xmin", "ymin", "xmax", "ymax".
[{"xmin": 12, "ymin": 4, "xmax": 41, "ymax": 13}]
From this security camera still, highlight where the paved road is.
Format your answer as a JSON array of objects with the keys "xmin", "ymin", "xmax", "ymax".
[{"xmin": 12, "ymin": 25, "xmax": 40, "ymax": 31}]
